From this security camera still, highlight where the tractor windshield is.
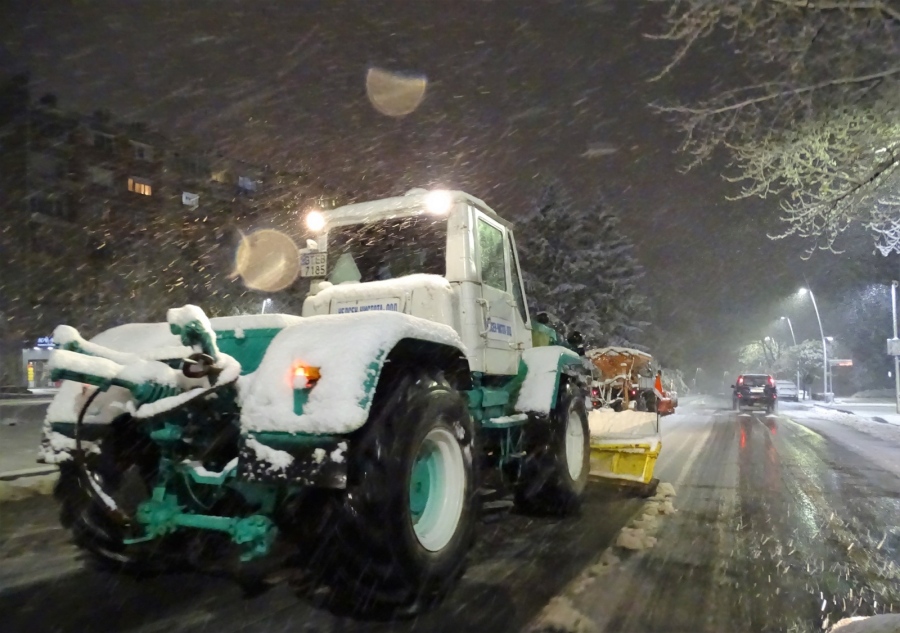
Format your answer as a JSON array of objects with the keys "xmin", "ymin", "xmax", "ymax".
[{"xmin": 326, "ymin": 214, "xmax": 448, "ymax": 284}]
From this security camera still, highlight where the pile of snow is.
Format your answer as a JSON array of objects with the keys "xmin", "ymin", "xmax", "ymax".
[
  {"xmin": 657, "ymin": 481, "xmax": 676, "ymax": 497},
  {"xmin": 830, "ymin": 615, "xmax": 900, "ymax": 632},
  {"xmin": 613, "ymin": 482, "xmax": 677, "ymax": 552},
  {"xmin": 245, "ymin": 437, "xmax": 294, "ymax": 472},
  {"xmin": 851, "ymin": 389, "xmax": 896, "ymax": 399},
  {"xmin": 525, "ymin": 596, "xmax": 598, "ymax": 633},
  {"xmin": 587, "ymin": 346, "xmax": 650, "ymax": 360},
  {"xmin": 588, "ymin": 409, "xmax": 659, "ymax": 446},
  {"xmin": 45, "ymin": 381, "xmax": 134, "ymax": 425},
  {"xmin": 304, "ymin": 273, "xmax": 452, "ymax": 312},
  {"xmin": 238, "ymin": 311, "xmax": 466, "ymax": 434},
  {"xmin": 210, "ymin": 314, "xmax": 304, "ymax": 331},
  {"xmin": 616, "ymin": 527, "xmax": 657, "ymax": 551}
]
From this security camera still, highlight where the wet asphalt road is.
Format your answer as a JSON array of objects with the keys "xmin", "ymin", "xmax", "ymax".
[
  {"xmin": 575, "ymin": 397, "xmax": 900, "ymax": 633},
  {"xmin": 3, "ymin": 398, "xmax": 900, "ymax": 632}
]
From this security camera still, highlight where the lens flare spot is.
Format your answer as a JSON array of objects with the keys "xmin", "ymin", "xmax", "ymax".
[
  {"xmin": 365, "ymin": 67, "xmax": 427, "ymax": 117},
  {"xmin": 234, "ymin": 229, "xmax": 300, "ymax": 292}
]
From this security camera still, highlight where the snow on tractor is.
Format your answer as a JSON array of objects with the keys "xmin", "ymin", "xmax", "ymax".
[{"xmin": 39, "ymin": 189, "xmax": 592, "ymax": 615}]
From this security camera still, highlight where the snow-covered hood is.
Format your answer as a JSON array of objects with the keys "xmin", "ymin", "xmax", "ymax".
[{"xmin": 238, "ymin": 310, "xmax": 467, "ymax": 435}]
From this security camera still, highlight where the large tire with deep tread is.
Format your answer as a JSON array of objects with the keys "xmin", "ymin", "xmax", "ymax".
[
  {"xmin": 515, "ymin": 378, "xmax": 590, "ymax": 516},
  {"xmin": 310, "ymin": 366, "xmax": 478, "ymax": 616}
]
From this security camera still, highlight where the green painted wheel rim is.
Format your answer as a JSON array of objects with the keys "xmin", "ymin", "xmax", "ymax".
[
  {"xmin": 408, "ymin": 427, "xmax": 466, "ymax": 552},
  {"xmin": 565, "ymin": 406, "xmax": 585, "ymax": 481},
  {"xmin": 409, "ymin": 449, "xmax": 434, "ymax": 521}
]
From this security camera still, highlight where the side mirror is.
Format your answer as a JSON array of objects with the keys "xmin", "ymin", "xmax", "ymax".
[{"xmin": 730, "ymin": 385, "xmax": 735, "ymax": 388}]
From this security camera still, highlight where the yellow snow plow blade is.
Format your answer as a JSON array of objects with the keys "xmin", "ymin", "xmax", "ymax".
[
  {"xmin": 587, "ymin": 409, "xmax": 661, "ymax": 494},
  {"xmin": 589, "ymin": 440, "xmax": 661, "ymax": 485}
]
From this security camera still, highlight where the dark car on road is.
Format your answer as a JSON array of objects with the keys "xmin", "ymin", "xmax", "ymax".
[{"xmin": 732, "ymin": 374, "xmax": 778, "ymax": 413}]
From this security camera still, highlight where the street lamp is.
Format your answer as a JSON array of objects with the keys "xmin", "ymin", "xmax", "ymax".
[
  {"xmin": 798, "ymin": 287, "xmax": 829, "ymax": 400},
  {"xmin": 780, "ymin": 316, "xmax": 796, "ymax": 345}
]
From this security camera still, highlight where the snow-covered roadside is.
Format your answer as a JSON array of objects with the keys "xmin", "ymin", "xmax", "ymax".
[
  {"xmin": 525, "ymin": 482, "xmax": 678, "ymax": 633},
  {"xmin": 829, "ymin": 614, "xmax": 900, "ymax": 632},
  {"xmin": 0, "ymin": 473, "xmax": 58, "ymax": 503},
  {"xmin": 805, "ymin": 400, "xmax": 900, "ymax": 427},
  {"xmin": 786, "ymin": 405, "xmax": 900, "ymax": 445}
]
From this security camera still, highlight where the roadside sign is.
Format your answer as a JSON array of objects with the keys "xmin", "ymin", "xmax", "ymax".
[
  {"xmin": 889, "ymin": 338, "xmax": 900, "ymax": 356},
  {"xmin": 300, "ymin": 252, "xmax": 327, "ymax": 278}
]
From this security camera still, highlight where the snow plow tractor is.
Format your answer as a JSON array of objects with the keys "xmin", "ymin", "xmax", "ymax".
[{"xmin": 40, "ymin": 189, "xmax": 591, "ymax": 615}]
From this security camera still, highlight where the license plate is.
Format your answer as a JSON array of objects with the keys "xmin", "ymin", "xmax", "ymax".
[
  {"xmin": 300, "ymin": 252, "xmax": 327, "ymax": 277},
  {"xmin": 750, "ymin": 387, "xmax": 763, "ymax": 393}
]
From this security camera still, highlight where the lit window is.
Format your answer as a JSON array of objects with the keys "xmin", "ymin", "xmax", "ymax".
[{"xmin": 128, "ymin": 177, "xmax": 152, "ymax": 196}]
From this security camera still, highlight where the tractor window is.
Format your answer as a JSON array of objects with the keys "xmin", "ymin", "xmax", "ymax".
[
  {"xmin": 508, "ymin": 233, "xmax": 528, "ymax": 323},
  {"xmin": 477, "ymin": 218, "xmax": 507, "ymax": 291},
  {"xmin": 326, "ymin": 215, "xmax": 447, "ymax": 283}
]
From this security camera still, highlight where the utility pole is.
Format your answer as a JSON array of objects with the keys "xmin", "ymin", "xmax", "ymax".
[{"xmin": 893, "ymin": 281, "xmax": 899, "ymax": 414}]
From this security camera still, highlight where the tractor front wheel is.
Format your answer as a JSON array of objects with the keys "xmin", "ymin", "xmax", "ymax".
[
  {"xmin": 54, "ymin": 416, "xmax": 169, "ymax": 572},
  {"xmin": 311, "ymin": 366, "xmax": 478, "ymax": 616}
]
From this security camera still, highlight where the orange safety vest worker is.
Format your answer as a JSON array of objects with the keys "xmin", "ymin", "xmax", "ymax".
[{"xmin": 654, "ymin": 371, "xmax": 665, "ymax": 400}]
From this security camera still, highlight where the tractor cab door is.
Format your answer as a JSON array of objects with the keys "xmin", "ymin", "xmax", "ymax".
[{"xmin": 474, "ymin": 211, "xmax": 529, "ymax": 375}]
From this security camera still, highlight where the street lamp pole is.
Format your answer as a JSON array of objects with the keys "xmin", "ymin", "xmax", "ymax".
[
  {"xmin": 892, "ymin": 282, "xmax": 899, "ymax": 414},
  {"xmin": 781, "ymin": 316, "xmax": 801, "ymax": 398},
  {"xmin": 803, "ymin": 287, "xmax": 829, "ymax": 400}
]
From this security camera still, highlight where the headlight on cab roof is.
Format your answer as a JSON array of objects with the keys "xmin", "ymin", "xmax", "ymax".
[{"xmin": 305, "ymin": 210, "xmax": 326, "ymax": 232}]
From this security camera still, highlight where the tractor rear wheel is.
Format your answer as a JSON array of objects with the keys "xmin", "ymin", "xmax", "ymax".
[{"xmin": 515, "ymin": 378, "xmax": 590, "ymax": 515}]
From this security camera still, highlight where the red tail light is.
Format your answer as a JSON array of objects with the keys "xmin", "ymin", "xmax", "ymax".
[
  {"xmin": 737, "ymin": 376, "xmax": 744, "ymax": 385},
  {"xmin": 768, "ymin": 376, "xmax": 775, "ymax": 387}
]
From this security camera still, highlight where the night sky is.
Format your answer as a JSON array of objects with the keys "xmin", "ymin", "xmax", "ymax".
[{"xmin": 2, "ymin": 0, "xmax": 882, "ymax": 370}]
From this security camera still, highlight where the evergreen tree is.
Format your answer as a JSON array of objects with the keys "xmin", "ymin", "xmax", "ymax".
[{"xmin": 517, "ymin": 181, "xmax": 648, "ymax": 347}]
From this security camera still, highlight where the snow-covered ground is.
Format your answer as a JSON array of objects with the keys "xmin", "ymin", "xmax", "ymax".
[{"xmin": 815, "ymin": 399, "xmax": 900, "ymax": 426}]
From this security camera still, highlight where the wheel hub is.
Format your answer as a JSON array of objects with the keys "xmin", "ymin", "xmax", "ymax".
[
  {"xmin": 565, "ymin": 408, "xmax": 585, "ymax": 480},
  {"xmin": 408, "ymin": 427, "xmax": 466, "ymax": 552}
]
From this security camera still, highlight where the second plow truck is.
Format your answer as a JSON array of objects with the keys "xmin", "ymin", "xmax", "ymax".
[
  {"xmin": 40, "ymin": 189, "xmax": 592, "ymax": 615},
  {"xmin": 585, "ymin": 347, "xmax": 666, "ymax": 496}
]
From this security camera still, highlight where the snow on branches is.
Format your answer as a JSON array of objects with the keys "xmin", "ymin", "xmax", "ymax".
[
  {"xmin": 516, "ymin": 181, "xmax": 648, "ymax": 347},
  {"xmin": 648, "ymin": 0, "xmax": 900, "ymax": 254}
]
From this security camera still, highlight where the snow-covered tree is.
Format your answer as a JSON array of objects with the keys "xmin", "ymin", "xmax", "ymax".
[
  {"xmin": 516, "ymin": 181, "xmax": 648, "ymax": 347},
  {"xmin": 738, "ymin": 338, "xmax": 784, "ymax": 373},
  {"xmin": 781, "ymin": 340, "xmax": 825, "ymax": 386},
  {"xmin": 648, "ymin": 1, "xmax": 900, "ymax": 254}
]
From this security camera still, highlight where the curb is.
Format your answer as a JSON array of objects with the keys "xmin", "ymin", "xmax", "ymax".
[
  {"xmin": 0, "ymin": 392, "xmax": 58, "ymax": 401},
  {"xmin": 812, "ymin": 404, "xmax": 855, "ymax": 416},
  {"xmin": 0, "ymin": 466, "xmax": 58, "ymax": 481}
]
